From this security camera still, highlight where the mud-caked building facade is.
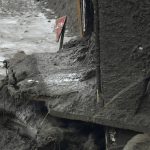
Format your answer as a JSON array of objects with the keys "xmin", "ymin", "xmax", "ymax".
[{"xmin": 99, "ymin": 0, "xmax": 150, "ymax": 104}]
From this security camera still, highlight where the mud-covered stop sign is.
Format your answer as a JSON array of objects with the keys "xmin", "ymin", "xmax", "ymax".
[{"xmin": 55, "ymin": 16, "xmax": 67, "ymax": 42}]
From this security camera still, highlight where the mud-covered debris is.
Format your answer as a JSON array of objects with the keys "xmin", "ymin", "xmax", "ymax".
[{"xmin": 80, "ymin": 68, "xmax": 96, "ymax": 81}]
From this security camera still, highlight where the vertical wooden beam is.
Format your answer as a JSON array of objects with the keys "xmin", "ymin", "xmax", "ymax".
[
  {"xmin": 77, "ymin": 0, "xmax": 83, "ymax": 37},
  {"xmin": 82, "ymin": 0, "xmax": 86, "ymax": 33},
  {"xmin": 94, "ymin": 0, "xmax": 104, "ymax": 106}
]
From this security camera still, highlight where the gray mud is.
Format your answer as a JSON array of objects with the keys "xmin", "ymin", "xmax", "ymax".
[
  {"xmin": 5, "ymin": 0, "xmax": 150, "ymax": 134},
  {"xmin": 0, "ymin": 0, "xmax": 104, "ymax": 150},
  {"xmin": 0, "ymin": 31, "xmax": 104, "ymax": 149},
  {"xmin": 2, "ymin": 0, "xmax": 150, "ymax": 149},
  {"xmin": 0, "ymin": 81, "xmax": 105, "ymax": 150}
]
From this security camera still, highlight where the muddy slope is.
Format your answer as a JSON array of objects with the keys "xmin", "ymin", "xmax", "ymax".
[
  {"xmin": 0, "ymin": 37, "xmax": 106, "ymax": 150},
  {"xmin": 2, "ymin": 34, "xmax": 150, "ymax": 135}
]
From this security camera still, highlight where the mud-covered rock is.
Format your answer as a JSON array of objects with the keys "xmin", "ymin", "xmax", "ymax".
[
  {"xmin": 37, "ymin": 127, "xmax": 63, "ymax": 148},
  {"xmin": 123, "ymin": 134, "xmax": 150, "ymax": 150}
]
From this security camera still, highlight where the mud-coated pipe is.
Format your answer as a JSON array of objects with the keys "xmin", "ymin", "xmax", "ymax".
[{"xmin": 94, "ymin": 0, "xmax": 103, "ymax": 106}]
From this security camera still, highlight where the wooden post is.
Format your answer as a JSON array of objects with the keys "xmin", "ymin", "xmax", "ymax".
[
  {"xmin": 94, "ymin": 0, "xmax": 104, "ymax": 106},
  {"xmin": 77, "ymin": 0, "xmax": 83, "ymax": 37}
]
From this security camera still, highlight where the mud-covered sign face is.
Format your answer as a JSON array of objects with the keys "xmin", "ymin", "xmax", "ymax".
[{"xmin": 55, "ymin": 16, "xmax": 67, "ymax": 42}]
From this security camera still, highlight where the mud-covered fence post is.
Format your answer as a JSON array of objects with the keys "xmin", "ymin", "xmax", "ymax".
[{"xmin": 94, "ymin": 0, "xmax": 103, "ymax": 106}]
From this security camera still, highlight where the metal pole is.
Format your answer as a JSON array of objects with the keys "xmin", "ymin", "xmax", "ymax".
[
  {"xmin": 59, "ymin": 21, "xmax": 67, "ymax": 50},
  {"xmin": 94, "ymin": 0, "xmax": 103, "ymax": 106}
]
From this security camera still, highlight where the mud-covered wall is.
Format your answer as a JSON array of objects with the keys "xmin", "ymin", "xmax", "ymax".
[
  {"xmin": 47, "ymin": 0, "xmax": 79, "ymax": 35},
  {"xmin": 100, "ymin": 0, "xmax": 150, "ymax": 107}
]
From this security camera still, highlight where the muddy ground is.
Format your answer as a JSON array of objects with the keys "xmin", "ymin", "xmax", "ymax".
[
  {"xmin": 0, "ymin": 36, "xmax": 105, "ymax": 150},
  {"xmin": 0, "ymin": 0, "xmax": 105, "ymax": 150}
]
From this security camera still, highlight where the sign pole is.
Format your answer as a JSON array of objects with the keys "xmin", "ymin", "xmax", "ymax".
[
  {"xmin": 59, "ymin": 23, "xmax": 66, "ymax": 50},
  {"xmin": 55, "ymin": 16, "xmax": 67, "ymax": 50},
  {"xmin": 94, "ymin": 0, "xmax": 103, "ymax": 106}
]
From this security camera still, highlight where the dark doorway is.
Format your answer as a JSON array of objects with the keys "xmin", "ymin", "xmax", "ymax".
[{"xmin": 82, "ymin": 0, "xmax": 94, "ymax": 36}]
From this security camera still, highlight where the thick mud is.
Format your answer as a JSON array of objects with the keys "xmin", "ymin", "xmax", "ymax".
[
  {"xmin": 0, "ymin": 0, "xmax": 104, "ymax": 150},
  {"xmin": 2, "ymin": 0, "xmax": 150, "ymax": 149},
  {"xmin": 0, "ymin": 79, "xmax": 105, "ymax": 150}
]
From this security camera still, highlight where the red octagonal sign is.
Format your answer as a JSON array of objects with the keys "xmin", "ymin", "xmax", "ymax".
[{"xmin": 55, "ymin": 16, "xmax": 67, "ymax": 42}]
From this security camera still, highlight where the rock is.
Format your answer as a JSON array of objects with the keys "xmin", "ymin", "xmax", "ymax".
[
  {"xmin": 123, "ymin": 134, "xmax": 150, "ymax": 150},
  {"xmin": 37, "ymin": 127, "xmax": 63, "ymax": 148}
]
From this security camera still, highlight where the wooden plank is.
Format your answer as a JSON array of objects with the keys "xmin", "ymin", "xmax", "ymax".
[{"xmin": 76, "ymin": 0, "xmax": 83, "ymax": 37}]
